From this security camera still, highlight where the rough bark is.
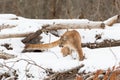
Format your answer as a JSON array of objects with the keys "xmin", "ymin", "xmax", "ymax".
[
  {"xmin": 21, "ymin": 29, "xmax": 42, "ymax": 43},
  {"xmin": 82, "ymin": 39, "xmax": 120, "ymax": 49}
]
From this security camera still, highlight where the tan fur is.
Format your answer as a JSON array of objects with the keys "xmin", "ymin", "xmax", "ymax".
[
  {"xmin": 25, "ymin": 40, "xmax": 60, "ymax": 50},
  {"xmin": 61, "ymin": 47, "xmax": 71, "ymax": 57},
  {"xmin": 24, "ymin": 30, "xmax": 84, "ymax": 61},
  {"xmin": 59, "ymin": 30, "xmax": 84, "ymax": 60}
]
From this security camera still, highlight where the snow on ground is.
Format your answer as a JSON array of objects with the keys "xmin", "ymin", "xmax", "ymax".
[{"xmin": 0, "ymin": 14, "xmax": 120, "ymax": 80}]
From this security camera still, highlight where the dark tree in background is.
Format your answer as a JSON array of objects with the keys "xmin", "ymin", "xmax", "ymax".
[{"xmin": 0, "ymin": 0, "xmax": 120, "ymax": 21}]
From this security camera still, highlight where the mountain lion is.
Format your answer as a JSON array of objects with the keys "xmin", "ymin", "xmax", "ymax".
[{"xmin": 23, "ymin": 30, "xmax": 84, "ymax": 61}]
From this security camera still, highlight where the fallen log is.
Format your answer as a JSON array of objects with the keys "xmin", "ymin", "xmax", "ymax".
[
  {"xmin": 82, "ymin": 39, "xmax": 120, "ymax": 49},
  {"xmin": 0, "ymin": 32, "xmax": 33, "ymax": 39},
  {"xmin": 42, "ymin": 15, "xmax": 119, "ymax": 32},
  {"xmin": 42, "ymin": 21, "xmax": 105, "ymax": 32}
]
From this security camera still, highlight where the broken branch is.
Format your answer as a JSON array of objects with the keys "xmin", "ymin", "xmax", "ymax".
[{"xmin": 104, "ymin": 15, "xmax": 120, "ymax": 26}]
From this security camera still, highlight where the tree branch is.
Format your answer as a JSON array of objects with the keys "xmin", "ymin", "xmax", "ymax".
[{"xmin": 104, "ymin": 15, "xmax": 120, "ymax": 26}]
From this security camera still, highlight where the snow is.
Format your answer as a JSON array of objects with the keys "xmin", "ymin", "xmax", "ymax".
[
  {"xmin": 0, "ymin": 14, "xmax": 18, "ymax": 20},
  {"xmin": 0, "ymin": 14, "xmax": 120, "ymax": 80}
]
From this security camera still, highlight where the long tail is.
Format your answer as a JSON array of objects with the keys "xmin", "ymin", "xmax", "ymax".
[{"xmin": 24, "ymin": 39, "xmax": 60, "ymax": 51}]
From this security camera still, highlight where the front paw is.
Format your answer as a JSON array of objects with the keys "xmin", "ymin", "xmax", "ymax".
[{"xmin": 79, "ymin": 56, "xmax": 85, "ymax": 61}]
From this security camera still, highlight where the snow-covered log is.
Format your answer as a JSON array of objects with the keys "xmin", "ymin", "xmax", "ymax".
[
  {"xmin": 82, "ymin": 39, "xmax": 120, "ymax": 49},
  {"xmin": 42, "ymin": 22, "xmax": 105, "ymax": 31},
  {"xmin": 42, "ymin": 15, "xmax": 119, "ymax": 31},
  {"xmin": 0, "ymin": 32, "xmax": 33, "ymax": 39}
]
